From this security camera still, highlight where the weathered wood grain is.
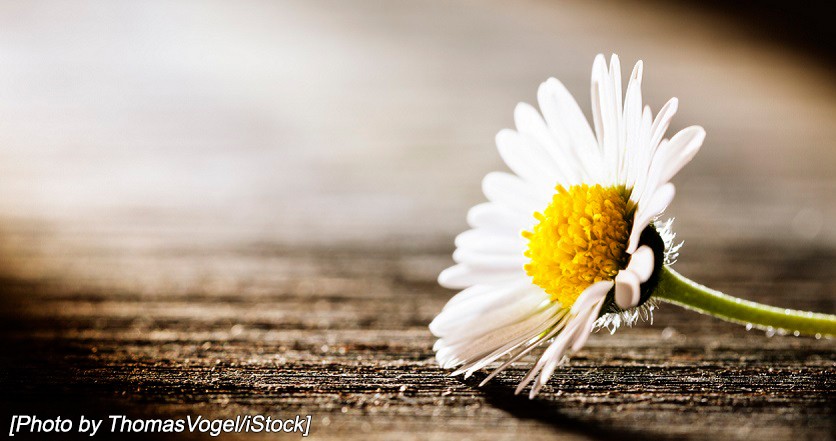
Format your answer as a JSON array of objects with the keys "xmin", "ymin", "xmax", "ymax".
[
  {"xmin": 1, "ymin": 241, "xmax": 834, "ymax": 440},
  {"xmin": 0, "ymin": 0, "xmax": 834, "ymax": 440}
]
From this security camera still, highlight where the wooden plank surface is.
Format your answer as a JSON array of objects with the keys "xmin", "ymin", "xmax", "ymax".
[{"xmin": 0, "ymin": 1, "xmax": 834, "ymax": 440}]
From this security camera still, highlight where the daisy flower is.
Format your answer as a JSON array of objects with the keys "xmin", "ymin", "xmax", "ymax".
[{"xmin": 430, "ymin": 54, "xmax": 836, "ymax": 399}]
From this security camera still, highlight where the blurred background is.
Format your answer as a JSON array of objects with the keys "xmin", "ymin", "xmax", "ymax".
[
  {"xmin": 1, "ymin": 0, "xmax": 835, "ymax": 260},
  {"xmin": 0, "ymin": 1, "xmax": 834, "ymax": 440}
]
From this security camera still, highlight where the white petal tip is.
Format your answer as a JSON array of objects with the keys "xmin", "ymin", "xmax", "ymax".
[
  {"xmin": 428, "ymin": 320, "xmax": 441, "ymax": 336},
  {"xmin": 436, "ymin": 265, "xmax": 470, "ymax": 289},
  {"xmin": 615, "ymin": 270, "xmax": 641, "ymax": 309},
  {"xmin": 437, "ymin": 272, "xmax": 456, "ymax": 289},
  {"xmin": 627, "ymin": 245, "xmax": 655, "ymax": 283}
]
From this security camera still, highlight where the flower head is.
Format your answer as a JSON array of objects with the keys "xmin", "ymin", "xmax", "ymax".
[{"xmin": 431, "ymin": 54, "xmax": 705, "ymax": 398}]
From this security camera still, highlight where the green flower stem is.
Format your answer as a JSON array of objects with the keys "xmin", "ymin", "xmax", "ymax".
[{"xmin": 654, "ymin": 266, "xmax": 836, "ymax": 337}]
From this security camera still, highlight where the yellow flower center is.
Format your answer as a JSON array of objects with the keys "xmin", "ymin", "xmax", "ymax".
[{"xmin": 522, "ymin": 184, "xmax": 632, "ymax": 306}]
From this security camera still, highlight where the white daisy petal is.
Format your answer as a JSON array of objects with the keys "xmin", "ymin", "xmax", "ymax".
[
  {"xmin": 512, "ymin": 102, "xmax": 574, "ymax": 187},
  {"xmin": 620, "ymin": 61, "xmax": 643, "ymax": 184},
  {"xmin": 627, "ymin": 245, "xmax": 655, "ymax": 283},
  {"xmin": 431, "ymin": 280, "xmax": 539, "ymax": 336},
  {"xmin": 570, "ymin": 295, "xmax": 609, "ymax": 352},
  {"xmin": 436, "ymin": 303, "xmax": 555, "ymax": 368},
  {"xmin": 434, "ymin": 290, "xmax": 555, "ymax": 366},
  {"xmin": 526, "ymin": 334, "xmax": 572, "ymax": 398},
  {"xmin": 634, "ymin": 137, "xmax": 668, "ymax": 211},
  {"xmin": 438, "ymin": 279, "xmax": 527, "ymax": 315},
  {"xmin": 658, "ymin": 126, "xmax": 706, "ymax": 184},
  {"xmin": 496, "ymin": 129, "xmax": 559, "ymax": 190},
  {"xmin": 519, "ymin": 280, "xmax": 612, "ymax": 397},
  {"xmin": 514, "ymin": 280, "xmax": 613, "ymax": 397},
  {"xmin": 513, "ymin": 333, "xmax": 566, "ymax": 396},
  {"xmin": 625, "ymin": 105, "xmax": 654, "ymax": 195},
  {"xmin": 590, "ymin": 53, "xmax": 608, "ymax": 145},
  {"xmin": 649, "ymin": 98, "xmax": 679, "ymax": 153},
  {"xmin": 615, "ymin": 269, "xmax": 641, "ymax": 309},
  {"xmin": 477, "ymin": 311, "xmax": 570, "ymax": 386},
  {"xmin": 437, "ymin": 263, "xmax": 522, "ymax": 289},
  {"xmin": 628, "ymin": 183, "xmax": 676, "ymax": 254},
  {"xmin": 591, "ymin": 55, "xmax": 620, "ymax": 185},
  {"xmin": 452, "ymin": 248, "xmax": 527, "ymax": 270},
  {"xmin": 454, "ymin": 228, "xmax": 526, "ymax": 255},
  {"xmin": 536, "ymin": 78, "xmax": 599, "ymax": 183},
  {"xmin": 452, "ymin": 306, "xmax": 567, "ymax": 376},
  {"xmin": 438, "ymin": 284, "xmax": 494, "ymax": 315},
  {"xmin": 466, "ymin": 202, "xmax": 532, "ymax": 231},
  {"xmin": 628, "ymin": 98, "xmax": 679, "ymax": 203},
  {"xmin": 608, "ymin": 54, "xmax": 624, "ymax": 182},
  {"xmin": 625, "ymin": 60, "xmax": 644, "ymax": 108},
  {"xmin": 482, "ymin": 171, "xmax": 547, "ymax": 215}
]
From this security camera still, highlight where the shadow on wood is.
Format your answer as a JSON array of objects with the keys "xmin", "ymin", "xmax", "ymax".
[{"xmin": 461, "ymin": 374, "xmax": 679, "ymax": 441}]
